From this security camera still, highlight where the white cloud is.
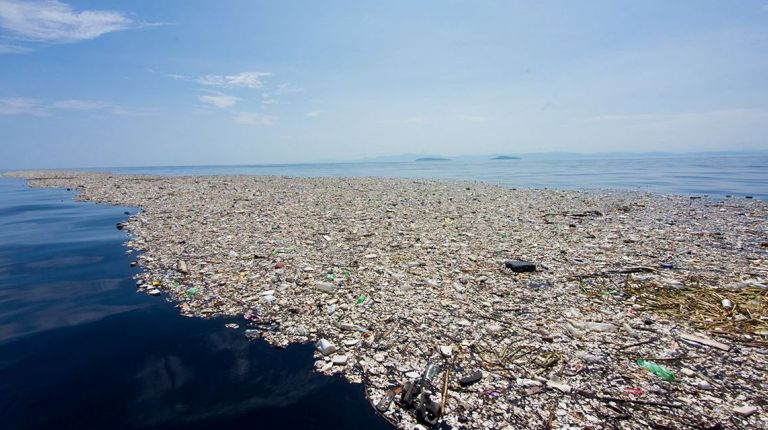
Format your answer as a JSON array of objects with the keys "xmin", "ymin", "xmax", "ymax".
[
  {"xmin": 273, "ymin": 83, "xmax": 304, "ymax": 95},
  {"xmin": 199, "ymin": 92, "xmax": 239, "ymax": 108},
  {"xmin": 0, "ymin": 96, "xmax": 151, "ymax": 117},
  {"xmin": 0, "ymin": 97, "xmax": 47, "ymax": 115},
  {"xmin": 232, "ymin": 111, "xmax": 276, "ymax": 126},
  {"xmin": 0, "ymin": 42, "xmax": 30, "ymax": 53},
  {"xmin": 0, "ymin": 0, "xmax": 132, "ymax": 43},
  {"xmin": 110, "ymin": 106, "xmax": 153, "ymax": 117},
  {"xmin": 198, "ymin": 72, "xmax": 271, "ymax": 89},
  {"xmin": 306, "ymin": 110, "xmax": 324, "ymax": 117},
  {"xmin": 52, "ymin": 99, "xmax": 110, "ymax": 110}
]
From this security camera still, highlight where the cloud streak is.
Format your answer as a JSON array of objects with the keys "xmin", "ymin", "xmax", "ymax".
[
  {"xmin": 0, "ymin": 41, "xmax": 30, "ymax": 53},
  {"xmin": 0, "ymin": 97, "xmax": 149, "ymax": 117},
  {"xmin": 273, "ymin": 83, "xmax": 304, "ymax": 95},
  {"xmin": 197, "ymin": 72, "xmax": 271, "ymax": 89},
  {"xmin": 232, "ymin": 111, "xmax": 276, "ymax": 126},
  {"xmin": 0, "ymin": 97, "xmax": 48, "ymax": 116},
  {"xmin": 0, "ymin": 0, "xmax": 132, "ymax": 43},
  {"xmin": 52, "ymin": 99, "xmax": 111, "ymax": 110},
  {"xmin": 199, "ymin": 92, "xmax": 240, "ymax": 108}
]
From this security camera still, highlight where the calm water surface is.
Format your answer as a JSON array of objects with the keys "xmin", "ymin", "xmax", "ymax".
[
  {"xmin": 0, "ymin": 178, "xmax": 391, "ymax": 430},
  {"xmin": 102, "ymin": 155, "xmax": 768, "ymax": 200}
]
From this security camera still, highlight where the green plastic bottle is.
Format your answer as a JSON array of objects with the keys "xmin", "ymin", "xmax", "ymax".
[{"xmin": 636, "ymin": 359, "xmax": 675, "ymax": 381}]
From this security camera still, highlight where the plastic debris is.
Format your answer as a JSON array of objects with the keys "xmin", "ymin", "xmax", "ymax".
[
  {"xmin": 12, "ymin": 170, "xmax": 768, "ymax": 430},
  {"xmin": 439, "ymin": 345, "xmax": 453, "ymax": 357},
  {"xmin": 546, "ymin": 378, "xmax": 572, "ymax": 393},
  {"xmin": 733, "ymin": 405, "xmax": 758, "ymax": 417},
  {"xmin": 636, "ymin": 359, "xmax": 675, "ymax": 381},
  {"xmin": 176, "ymin": 260, "xmax": 189, "ymax": 274},
  {"xmin": 459, "ymin": 370, "xmax": 482, "ymax": 387},
  {"xmin": 376, "ymin": 389, "xmax": 397, "ymax": 412},
  {"xmin": 678, "ymin": 332, "xmax": 731, "ymax": 352},
  {"xmin": 314, "ymin": 282, "xmax": 338, "ymax": 293},
  {"xmin": 315, "ymin": 338, "xmax": 337, "ymax": 355},
  {"xmin": 331, "ymin": 354, "xmax": 348, "ymax": 365},
  {"xmin": 504, "ymin": 260, "xmax": 536, "ymax": 272}
]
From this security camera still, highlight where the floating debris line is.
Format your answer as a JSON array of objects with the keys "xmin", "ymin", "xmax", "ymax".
[{"xmin": 7, "ymin": 171, "xmax": 768, "ymax": 429}]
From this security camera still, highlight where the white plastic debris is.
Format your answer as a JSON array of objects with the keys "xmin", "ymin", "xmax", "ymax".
[
  {"xmin": 315, "ymin": 339, "xmax": 337, "ymax": 355},
  {"xmin": 733, "ymin": 405, "xmax": 758, "ymax": 417}
]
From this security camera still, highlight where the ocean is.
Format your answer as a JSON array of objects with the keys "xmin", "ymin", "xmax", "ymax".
[
  {"xmin": 0, "ymin": 178, "xmax": 391, "ymax": 430},
  {"xmin": 1, "ymin": 154, "xmax": 766, "ymax": 429},
  {"xmin": 102, "ymin": 154, "xmax": 768, "ymax": 200}
]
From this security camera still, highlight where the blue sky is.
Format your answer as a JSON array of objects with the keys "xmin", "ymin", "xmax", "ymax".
[{"xmin": 1, "ymin": 0, "xmax": 768, "ymax": 168}]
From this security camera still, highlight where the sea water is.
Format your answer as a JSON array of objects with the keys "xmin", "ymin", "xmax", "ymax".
[
  {"xmin": 0, "ymin": 178, "xmax": 391, "ymax": 430},
  {"xmin": 102, "ymin": 154, "xmax": 767, "ymax": 200}
]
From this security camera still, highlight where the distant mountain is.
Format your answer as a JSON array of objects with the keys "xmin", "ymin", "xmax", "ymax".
[
  {"xmin": 352, "ymin": 153, "xmax": 444, "ymax": 163},
  {"xmin": 348, "ymin": 149, "xmax": 768, "ymax": 164},
  {"xmin": 415, "ymin": 157, "xmax": 450, "ymax": 162}
]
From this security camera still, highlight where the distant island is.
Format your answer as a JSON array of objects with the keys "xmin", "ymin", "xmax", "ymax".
[
  {"xmin": 491, "ymin": 155, "xmax": 521, "ymax": 160},
  {"xmin": 414, "ymin": 157, "xmax": 450, "ymax": 162}
]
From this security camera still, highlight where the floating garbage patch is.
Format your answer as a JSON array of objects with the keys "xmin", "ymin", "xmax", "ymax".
[{"xmin": 8, "ymin": 171, "xmax": 768, "ymax": 429}]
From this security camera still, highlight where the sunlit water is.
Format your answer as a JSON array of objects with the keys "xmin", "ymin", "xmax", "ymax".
[{"xmin": 100, "ymin": 155, "xmax": 768, "ymax": 200}]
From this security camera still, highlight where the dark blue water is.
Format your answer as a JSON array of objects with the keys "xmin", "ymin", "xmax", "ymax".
[
  {"xmin": 0, "ymin": 178, "xmax": 391, "ymax": 430},
  {"xmin": 94, "ymin": 155, "xmax": 768, "ymax": 200}
]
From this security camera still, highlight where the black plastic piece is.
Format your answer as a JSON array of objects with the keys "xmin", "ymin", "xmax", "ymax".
[
  {"xmin": 459, "ymin": 370, "xmax": 482, "ymax": 386},
  {"xmin": 416, "ymin": 392, "xmax": 441, "ymax": 426},
  {"xmin": 504, "ymin": 260, "xmax": 536, "ymax": 272}
]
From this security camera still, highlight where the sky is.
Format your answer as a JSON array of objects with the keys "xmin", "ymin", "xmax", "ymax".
[{"xmin": 1, "ymin": 0, "xmax": 767, "ymax": 168}]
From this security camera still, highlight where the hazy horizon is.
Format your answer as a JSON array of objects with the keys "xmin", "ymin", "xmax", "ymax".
[
  {"xmin": 2, "ymin": 1, "xmax": 768, "ymax": 169},
  {"xmin": 3, "ymin": 148, "xmax": 768, "ymax": 171}
]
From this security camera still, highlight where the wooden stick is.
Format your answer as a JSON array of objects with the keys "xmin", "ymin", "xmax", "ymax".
[
  {"xmin": 619, "ymin": 337, "xmax": 659, "ymax": 350},
  {"xmin": 440, "ymin": 357, "xmax": 452, "ymax": 414},
  {"xmin": 574, "ymin": 389, "xmax": 681, "ymax": 409}
]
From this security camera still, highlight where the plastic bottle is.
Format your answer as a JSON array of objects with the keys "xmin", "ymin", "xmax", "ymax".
[{"xmin": 636, "ymin": 359, "xmax": 675, "ymax": 381}]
